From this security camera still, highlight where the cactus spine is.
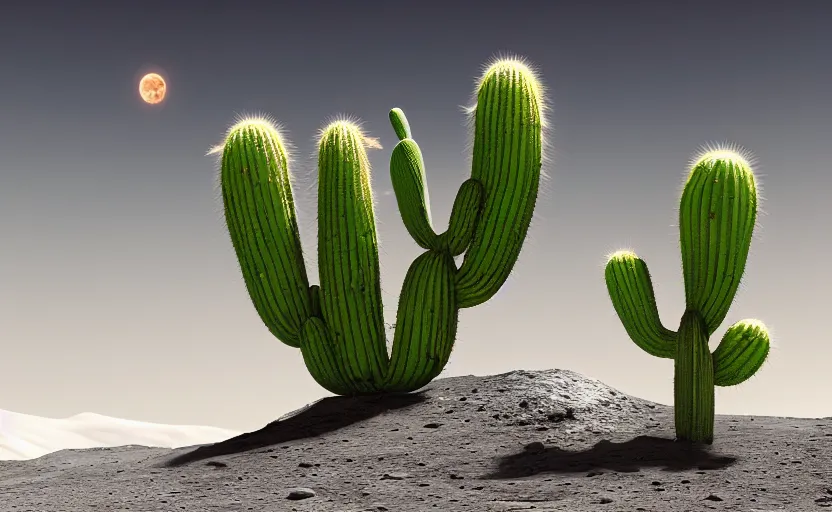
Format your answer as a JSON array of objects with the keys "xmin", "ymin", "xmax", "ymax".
[
  {"xmin": 605, "ymin": 147, "xmax": 771, "ymax": 444},
  {"xmin": 217, "ymin": 58, "xmax": 545, "ymax": 395}
]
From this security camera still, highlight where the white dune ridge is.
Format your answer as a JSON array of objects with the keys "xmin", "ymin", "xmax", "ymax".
[{"xmin": 0, "ymin": 408, "xmax": 241, "ymax": 461}]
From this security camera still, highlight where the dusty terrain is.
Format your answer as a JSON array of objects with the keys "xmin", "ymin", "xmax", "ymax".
[{"xmin": 1, "ymin": 369, "xmax": 829, "ymax": 511}]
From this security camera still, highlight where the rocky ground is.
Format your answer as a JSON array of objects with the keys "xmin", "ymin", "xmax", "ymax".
[{"xmin": 1, "ymin": 368, "xmax": 829, "ymax": 511}]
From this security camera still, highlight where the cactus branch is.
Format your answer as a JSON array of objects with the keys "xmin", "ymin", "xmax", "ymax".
[
  {"xmin": 455, "ymin": 59, "xmax": 545, "ymax": 308},
  {"xmin": 390, "ymin": 136, "xmax": 441, "ymax": 250},
  {"xmin": 219, "ymin": 120, "xmax": 313, "ymax": 348},
  {"xmin": 605, "ymin": 251, "xmax": 677, "ymax": 358},
  {"xmin": 439, "ymin": 179, "xmax": 484, "ymax": 256},
  {"xmin": 389, "ymin": 107, "xmax": 411, "ymax": 140},
  {"xmin": 317, "ymin": 121, "xmax": 389, "ymax": 389},
  {"xmin": 712, "ymin": 319, "xmax": 770, "ymax": 387}
]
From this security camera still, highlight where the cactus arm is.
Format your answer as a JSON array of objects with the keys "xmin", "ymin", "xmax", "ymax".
[
  {"xmin": 604, "ymin": 251, "xmax": 677, "ymax": 358},
  {"xmin": 390, "ymin": 137, "xmax": 441, "ymax": 250},
  {"xmin": 385, "ymin": 251, "xmax": 459, "ymax": 392},
  {"xmin": 456, "ymin": 60, "xmax": 544, "ymax": 308},
  {"xmin": 389, "ymin": 107, "xmax": 412, "ymax": 140},
  {"xmin": 680, "ymin": 151, "xmax": 758, "ymax": 335},
  {"xmin": 317, "ymin": 121, "xmax": 389, "ymax": 390},
  {"xmin": 438, "ymin": 179, "xmax": 483, "ymax": 256},
  {"xmin": 221, "ymin": 145, "xmax": 279, "ymax": 337},
  {"xmin": 299, "ymin": 317, "xmax": 356, "ymax": 395},
  {"xmin": 712, "ymin": 319, "xmax": 770, "ymax": 387},
  {"xmin": 219, "ymin": 120, "xmax": 313, "ymax": 348},
  {"xmin": 674, "ymin": 309, "xmax": 715, "ymax": 444}
]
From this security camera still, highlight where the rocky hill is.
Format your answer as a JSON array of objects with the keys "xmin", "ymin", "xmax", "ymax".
[{"xmin": 1, "ymin": 369, "xmax": 829, "ymax": 511}]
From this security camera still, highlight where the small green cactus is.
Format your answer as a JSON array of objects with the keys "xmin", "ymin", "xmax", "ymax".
[
  {"xmin": 216, "ymin": 57, "xmax": 545, "ymax": 395},
  {"xmin": 605, "ymin": 147, "xmax": 771, "ymax": 444}
]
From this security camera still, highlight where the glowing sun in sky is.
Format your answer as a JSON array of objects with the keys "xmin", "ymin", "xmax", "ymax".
[{"xmin": 139, "ymin": 73, "xmax": 166, "ymax": 104}]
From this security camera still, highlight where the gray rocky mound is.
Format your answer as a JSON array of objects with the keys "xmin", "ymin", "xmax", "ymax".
[{"xmin": 1, "ymin": 368, "xmax": 830, "ymax": 511}]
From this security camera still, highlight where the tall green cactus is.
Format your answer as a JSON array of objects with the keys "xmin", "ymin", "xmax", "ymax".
[
  {"xmin": 604, "ymin": 147, "xmax": 771, "ymax": 444},
  {"xmin": 217, "ymin": 58, "xmax": 545, "ymax": 395}
]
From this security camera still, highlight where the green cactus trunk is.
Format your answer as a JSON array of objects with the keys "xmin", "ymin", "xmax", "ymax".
[
  {"xmin": 385, "ymin": 251, "xmax": 459, "ymax": 392},
  {"xmin": 674, "ymin": 309, "xmax": 714, "ymax": 444}
]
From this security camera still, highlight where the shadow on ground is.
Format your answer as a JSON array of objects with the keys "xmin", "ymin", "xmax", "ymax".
[
  {"xmin": 163, "ymin": 391, "xmax": 426, "ymax": 467},
  {"xmin": 484, "ymin": 435, "xmax": 737, "ymax": 479}
]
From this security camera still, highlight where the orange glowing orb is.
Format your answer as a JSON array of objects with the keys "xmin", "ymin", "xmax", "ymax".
[{"xmin": 139, "ymin": 73, "xmax": 166, "ymax": 104}]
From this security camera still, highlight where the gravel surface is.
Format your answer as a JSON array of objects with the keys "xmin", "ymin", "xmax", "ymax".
[{"xmin": 1, "ymin": 368, "xmax": 830, "ymax": 511}]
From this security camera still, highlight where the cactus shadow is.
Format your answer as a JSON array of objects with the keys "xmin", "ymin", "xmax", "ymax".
[
  {"xmin": 162, "ymin": 391, "xmax": 426, "ymax": 467},
  {"xmin": 483, "ymin": 435, "xmax": 737, "ymax": 479}
]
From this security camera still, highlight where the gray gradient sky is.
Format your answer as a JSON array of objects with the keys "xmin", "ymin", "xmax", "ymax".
[{"xmin": 0, "ymin": 0, "xmax": 829, "ymax": 431}]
